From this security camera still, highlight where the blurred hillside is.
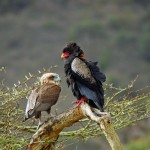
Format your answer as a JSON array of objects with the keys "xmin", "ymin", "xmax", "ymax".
[{"xmin": 0, "ymin": 0, "xmax": 150, "ymax": 149}]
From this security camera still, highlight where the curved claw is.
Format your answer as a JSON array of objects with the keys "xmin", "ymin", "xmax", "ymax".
[{"xmin": 76, "ymin": 97, "xmax": 87, "ymax": 107}]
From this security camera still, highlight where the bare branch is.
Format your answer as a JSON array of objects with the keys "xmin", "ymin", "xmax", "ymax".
[
  {"xmin": 28, "ymin": 103, "xmax": 124, "ymax": 150},
  {"xmin": 28, "ymin": 106, "xmax": 85, "ymax": 150},
  {"xmin": 81, "ymin": 103, "xmax": 124, "ymax": 150}
]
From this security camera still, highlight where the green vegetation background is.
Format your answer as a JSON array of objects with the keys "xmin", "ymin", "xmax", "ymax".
[{"xmin": 0, "ymin": 0, "xmax": 150, "ymax": 149}]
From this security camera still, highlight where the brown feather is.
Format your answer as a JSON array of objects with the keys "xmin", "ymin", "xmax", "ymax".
[
  {"xmin": 37, "ymin": 83, "xmax": 61, "ymax": 105},
  {"xmin": 25, "ymin": 83, "xmax": 61, "ymax": 120}
]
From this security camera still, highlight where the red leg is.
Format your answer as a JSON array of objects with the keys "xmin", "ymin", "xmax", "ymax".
[{"xmin": 76, "ymin": 97, "xmax": 87, "ymax": 107}]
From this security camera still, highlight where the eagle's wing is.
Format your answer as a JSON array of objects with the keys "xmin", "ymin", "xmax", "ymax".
[
  {"xmin": 71, "ymin": 57, "xmax": 106, "ymax": 85},
  {"xmin": 87, "ymin": 61, "xmax": 106, "ymax": 83},
  {"xmin": 37, "ymin": 84, "xmax": 61, "ymax": 105},
  {"xmin": 71, "ymin": 57, "xmax": 105, "ymax": 111},
  {"xmin": 71, "ymin": 57, "xmax": 96, "ymax": 83},
  {"xmin": 24, "ymin": 84, "xmax": 61, "ymax": 120},
  {"xmin": 24, "ymin": 88, "xmax": 40, "ymax": 120},
  {"xmin": 76, "ymin": 81, "xmax": 103, "ymax": 110}
]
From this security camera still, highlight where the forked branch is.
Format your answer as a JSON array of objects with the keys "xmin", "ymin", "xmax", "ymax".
[{"xmin": 28, "ymin": 103, "xmax": 123, "ymax": 150}]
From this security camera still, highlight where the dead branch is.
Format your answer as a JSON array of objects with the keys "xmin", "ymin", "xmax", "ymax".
[
  {"xmin": 28, "ymin": 103, "xmax": 123, "ymax": 150},
  {"xmin": 28, "ymin": 106, "xmax": 85, "ymax": 150},
  {"xmin": 81, "ymin": 103, "xmax": 124, "ymax": 150}
]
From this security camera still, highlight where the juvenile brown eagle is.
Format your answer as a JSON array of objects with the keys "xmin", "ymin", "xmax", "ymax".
[
  {"xmin": 24, "ymin": 73, "xmax": 61, "ymax": 126},
  {"xmin": 61, "ymin": 42, "xmax": 106, "ymax": 112}
]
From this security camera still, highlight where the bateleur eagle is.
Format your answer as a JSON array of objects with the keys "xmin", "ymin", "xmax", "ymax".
[
  {"xmin": 61, "ymin": 42, "xmax": 106, "ymax": 112},
  {"xmin": 24, "ymin": 73, "xmax": 61, "ymax": 127}
]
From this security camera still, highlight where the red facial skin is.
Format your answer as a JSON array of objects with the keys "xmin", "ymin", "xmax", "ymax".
[
  {"xmin": 61, "ymin": 52, "xmax": 85, "ymax": 60},
  {"xmin": 61, "ymin": 52, "xmax": 70, "ymax": 59}
]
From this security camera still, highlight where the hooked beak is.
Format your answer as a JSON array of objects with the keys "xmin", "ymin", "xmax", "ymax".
[
  {"xmin": 61, "ymin": 52, "xmax": 70, "ymax": 59},
  {"xmin": 54, "ymin": 76, "xmax": 61, "ymax": 82}
]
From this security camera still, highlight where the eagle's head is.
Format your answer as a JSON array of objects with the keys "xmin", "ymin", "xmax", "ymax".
[
  {"xmin": 61, "ymin": 42, "xmax": 84, "ymax": 60},
  {"xmin": 40, "ymin": 73, "xmax": 61, "ymax": 85}
]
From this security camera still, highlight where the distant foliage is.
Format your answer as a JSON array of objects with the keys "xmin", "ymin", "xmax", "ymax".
[
  {"xmin": 114, "ymin": 30, "xmax": 137, "ymax": 46},
  {"xmin": 139, "ymin": 33, "xmax": 150, "ymax": 62},
  {"xmin": 0, "ymin": 0, "xmax": 31, "ymax": 13},
  {"xmin": 69, "ymin": 20, "xmax": 106, "ymax": 40},
  {"xmin": 125, "ymin": 137, "xmax": 150, "ymax": 150}
]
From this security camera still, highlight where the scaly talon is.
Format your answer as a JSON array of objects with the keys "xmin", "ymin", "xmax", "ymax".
[{"xmin": 76, "ymin": 97, "xmax": 87, "ymax": 107}]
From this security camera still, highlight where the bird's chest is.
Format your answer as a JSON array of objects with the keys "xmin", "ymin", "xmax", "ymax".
[{"xmin": 71, "ymin": 58, "xmax": 95, "ymax": 83}]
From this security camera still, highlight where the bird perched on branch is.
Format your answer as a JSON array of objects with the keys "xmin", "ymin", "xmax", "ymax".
[
  {"xmin": 24, "ymin": 73, "xmax": 61, "ymax": 127},
  {"xmin": 61, "ymin": 42, "xmax": 106, "ymax": 112}
]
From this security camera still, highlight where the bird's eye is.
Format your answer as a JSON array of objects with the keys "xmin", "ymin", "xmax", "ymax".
[{"xmin": 48, "ymin": 76, "xmax": 54, "ymax": 80}]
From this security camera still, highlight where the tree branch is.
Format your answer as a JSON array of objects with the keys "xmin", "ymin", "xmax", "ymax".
[
  {"xmin": 28, "ymin": 106, "xmax": 85, "ymax": 150},
  {"xmin": 81, "ymin": 103, "xmax": 124, "ymax": 150},
  {"xmin": 28, "ymin": 103, "xmax": 123, "ymax": 150}
]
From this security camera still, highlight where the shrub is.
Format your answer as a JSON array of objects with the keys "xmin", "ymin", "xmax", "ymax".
[{"xmin": 69, "ymin": 20, "xmax": 106, "ymax": 40}]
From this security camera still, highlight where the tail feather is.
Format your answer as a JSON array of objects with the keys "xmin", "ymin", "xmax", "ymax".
[{"xmin": 23, "ymin": 111, "xmax": 35, "ymax": 122}]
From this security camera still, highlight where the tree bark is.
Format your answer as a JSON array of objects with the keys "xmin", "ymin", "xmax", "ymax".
[
  {"xmin": 28, "ymin": 103, "xmax": 123, "ymax": 150},
  {"xmin": 27, "ymin": 107, "xmax": 85, "ymax": 150},
  {"xmin": 81, "ymin": 103, "xmax": 124, "ymax": 150}
]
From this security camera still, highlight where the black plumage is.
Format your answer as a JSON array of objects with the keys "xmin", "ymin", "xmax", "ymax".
[{"xmin": 61, "ymin": 42, "xmax": 106, "ymax": 111}]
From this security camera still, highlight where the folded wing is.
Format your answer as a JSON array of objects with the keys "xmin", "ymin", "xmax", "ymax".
[
  {"xmin": 24, "ymin": 84, "xmax": 61, "ymax": 120},
  {"xmin": 71, "ymin": 58, "xmax": 105, "ymax": 111},
  {"xmin": 87, "ymin": 61, "xmax": 106, "ymax": 83}
]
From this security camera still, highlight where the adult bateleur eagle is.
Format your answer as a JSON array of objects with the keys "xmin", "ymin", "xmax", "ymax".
[{"xmin": 61, "ymin": 42, "xmax": 106, "ymax": 112}]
